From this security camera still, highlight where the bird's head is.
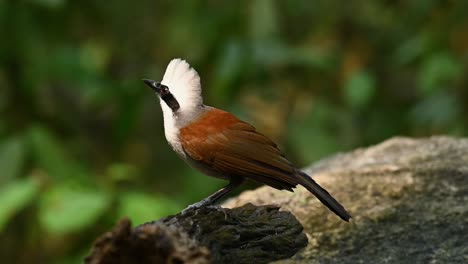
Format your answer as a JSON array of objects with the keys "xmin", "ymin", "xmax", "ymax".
[{"xmin": 143, "ymin": 59, "xmax": 204, "ymax": 123}]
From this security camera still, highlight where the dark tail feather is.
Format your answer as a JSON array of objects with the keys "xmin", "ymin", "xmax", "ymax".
[{"xmin": 297, "ymin": 170, "xmax": 351, "ymax": 222}]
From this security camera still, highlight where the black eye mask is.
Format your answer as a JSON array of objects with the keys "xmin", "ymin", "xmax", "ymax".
[{"xmin": 159, "ymin": 84, "xmax": 180, "ymax": 112}]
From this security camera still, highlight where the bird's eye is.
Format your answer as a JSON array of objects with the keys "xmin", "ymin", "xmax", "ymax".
[{"xmin": 161, "ymin": 85, "xmax": 169, "ymax": 95}]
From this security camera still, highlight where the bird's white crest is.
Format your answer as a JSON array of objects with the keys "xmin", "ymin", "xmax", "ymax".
[
  {"xmin": 159, "ymin": 58, "xmax": 206, "ymax": 156},
  {"xmin": 161, "ymin": 58, "xmax": 203, "ymax": 114}
]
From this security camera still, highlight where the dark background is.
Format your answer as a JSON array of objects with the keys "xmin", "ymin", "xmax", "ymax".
[{"xmin": 0, "ymin": 1, "xmax": 467, "ymax": 262}]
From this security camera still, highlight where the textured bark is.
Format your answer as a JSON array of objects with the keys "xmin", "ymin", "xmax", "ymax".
[
  {"xmin": 85, "ymin": 217, "xmax": 209, "ymax": 264},
  {"xmin": 86, "ymin": 204, "xmax": 307, "ymax": 264}
]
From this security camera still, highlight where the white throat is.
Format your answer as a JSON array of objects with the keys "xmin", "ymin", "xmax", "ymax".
[{"xmin": 158, "ymin": 59, "xmax": 205, "ymax": 155}]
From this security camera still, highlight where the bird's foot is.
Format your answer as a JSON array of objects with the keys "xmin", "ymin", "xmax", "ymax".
[
  {"xmin": 181, "ymin": 199, "xmax": 218, "ymax": 214},
  {"xmin": 181, "ymin": 199, "xmax": 222, "ymax": 215}
]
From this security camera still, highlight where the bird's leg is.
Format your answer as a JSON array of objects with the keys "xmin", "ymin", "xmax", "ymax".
[{"xmin": 182, "ymin": 177, "xmax": 244, "ymax": 213}]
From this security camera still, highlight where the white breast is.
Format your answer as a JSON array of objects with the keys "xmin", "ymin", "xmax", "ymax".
[{"xmin": 161, "ymin": 105, "xmax": 186, "ymax": 158}]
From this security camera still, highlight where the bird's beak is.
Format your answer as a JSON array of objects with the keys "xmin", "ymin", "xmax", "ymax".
[{"xmin": 142, "ymin": 79, "xmax": 160, "ymax": 93}]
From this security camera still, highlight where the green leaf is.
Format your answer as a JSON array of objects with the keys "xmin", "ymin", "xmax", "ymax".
[
  {"xmin": 211, "ymin": 41, "xmax": 245, "ymax": 105},
  {"xmin": 418, "ymin": 53, "xmax": 462, "ymax": 95},
  {"xmin": 0, "ymin": 72, "xmax": 10, "ymax": 112},
  {"xmin": 180, "ymin": 168, "xmax": 225, "ymax": 202},
  {"xmin": 0, "ymin": 177, "xmax": 40, "ymax": 231},
  {"xmin": 80, "ymin": 41, "xmax": 110, "ymax": 73},
  {"xmin": 27, "ymin": 126, "xmax": 82, "ymax": 181},
  {"xmin": 250, "ymin": 0, "xmax": 278, "ymax": 41},
  {"xmin": 118, "ymin": 192, "xmax": 181, "ymax": 225},
  {"xmin": 107, "ymin": 163, "xmax": 138, "ymax": 182},
  {"xmin": 0, "ymin": 120, "xmax": 5, "ymax": 137},
  {"xmin": 409, "ymin": 91, "xmax": 460, "ymax": 127},
  {"xmin": 39, "ymin": 185, "xmax": 111, "ymax": 234},
  {"xmin": 289, "ymin": 99, "xmax": 343, "ymax": 163},
  {"xmin": 31, "ymin": 0, "xmax": 65, "ymax": 9},
  {"xmin": 344, "ymin": 70, "xmax": 376, "ymax": 109},
  {"xmin": 393, "ymin": 33, "xmax": 430, "ymax": 65},
  {"xmin": 0, "ymin": 137, "xmax": 25, "ymax": 184}
]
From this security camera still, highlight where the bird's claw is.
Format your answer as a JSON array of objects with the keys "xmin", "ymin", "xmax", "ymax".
[
  {"xmin": 181, "ymin": 199, "xmax": 209, "ymax": 214},
  {"xmin": 180, "ymin": 200, "xmax": 222, "ymax": 215}
]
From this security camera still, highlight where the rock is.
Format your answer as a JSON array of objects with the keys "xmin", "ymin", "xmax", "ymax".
[
  {"xmin": 224, "ymin": 136, "xmax": 468, "ymax": 263},
  {"xmin": 85, "ymin": 204, "xmax": 308, "ymax": 264}
]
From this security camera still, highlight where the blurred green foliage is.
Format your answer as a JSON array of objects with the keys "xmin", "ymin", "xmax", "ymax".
[{"xmin": 0, "ymin": 0, "xmax": 467, "ymax": 262}]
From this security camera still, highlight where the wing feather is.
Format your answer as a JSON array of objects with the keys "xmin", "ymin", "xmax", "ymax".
[{"xmin": 180, "ymin": 110, "xmax": 299, "ymax": 190}]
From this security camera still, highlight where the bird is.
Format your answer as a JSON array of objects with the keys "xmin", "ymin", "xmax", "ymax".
[{"xmin": 143, "ymin": 58, "xmax": 351, "ymax": 221}]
